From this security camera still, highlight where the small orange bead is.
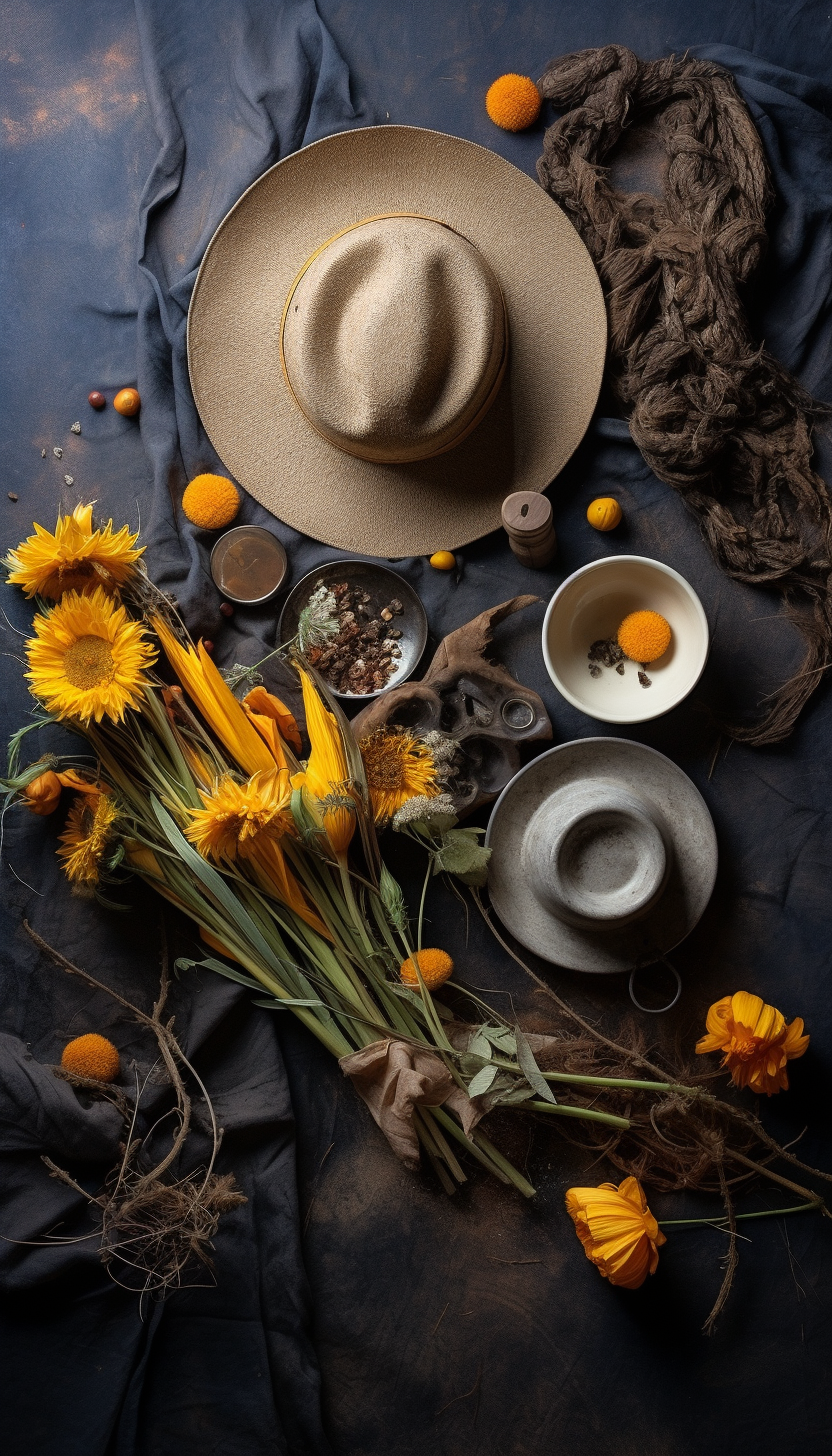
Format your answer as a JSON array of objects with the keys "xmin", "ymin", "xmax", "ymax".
[
  {"xmin": 113, "ymin": 388, "xmax": 141, "ymax": 417},
  {"xmin": 587, "ymin": 497, "xmax": 622, "ymax": 531}
]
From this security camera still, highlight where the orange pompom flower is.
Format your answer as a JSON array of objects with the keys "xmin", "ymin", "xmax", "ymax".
[
  {"xmin": 565, "ymin": 1176, "xmax": 666, "ymax": 1289},
  {"xmin": 485, "ymin": 73, "xmax": 541, "ymax": 132},
  {"xmin": 617, "ymin": 609, "xmax": 672, "ymax": 664},
  {"xmin": 399, "ymin": 948, "xmax": 453, "ymax": 991},
  {"xmin": 61, "ymin": 1033, "xmax": 120, "ymax": 1083},
  {"xmin": 696, "ymin": 991, "xmax": 809, "ymax": 1095},
  {"xmin": 182, "ymin": 474, "xmax": 240, "ymax": 530}
]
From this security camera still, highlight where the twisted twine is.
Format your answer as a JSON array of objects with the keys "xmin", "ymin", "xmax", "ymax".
[{"xmin": 537, "ymin": 45, "xmax": 832, "ymax": 744}]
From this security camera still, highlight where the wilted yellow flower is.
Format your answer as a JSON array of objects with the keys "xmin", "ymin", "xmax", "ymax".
[
  {"xmin": 24, "ymin": 765, "xmax": 109, "ymax": 814},
  {"xmin": 186, "ymin": 771, "xmax": 292, "ymax": 863},
  {"xmin": 359, "ymin": 728, "xmax": 439, "ymax": 825},
  {"xmin": 292, "ymin": 668, "xmax": 355, "ymax": 856},
  {"xmin": 26, "ymin": 587, "xmax": 155, "ymax": 724},
  {"xmin": 5, "ymin": 503, "xmax": 143, "ymax": 600},
  {"xmin": 243, "ymin": 685, "xmax": 302, "ymax": 754},
  {"xmin": 57, "ymin": 791, "xmax": 119, "ymax": 886},
  {"xmin": 154, "ymin": 618, "xmax": 277, "ymax": 778},
  {"xmin": 565, "ymin": 1176, "xmax": 666, "ymax": 1289},
  {"xmin": 696, "ymin": 991, "xmax": 809, "ymax": 1095}
]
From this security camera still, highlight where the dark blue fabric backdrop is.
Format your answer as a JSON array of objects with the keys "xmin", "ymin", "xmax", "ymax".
[{"xmin": 2, "ymin": 3, "xmax": 832, "ymax": 1454}]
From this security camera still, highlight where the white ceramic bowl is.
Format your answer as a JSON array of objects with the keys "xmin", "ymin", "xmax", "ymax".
[{"xmin": 542, "ymin": 555, "xmax": 709, "ymax": 724}]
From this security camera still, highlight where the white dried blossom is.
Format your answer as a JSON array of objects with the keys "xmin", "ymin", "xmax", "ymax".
[
  {"xmin": 423, "ymin": 730, "xmax": 460, "ymax": 783},
  {"xmin": 392, "ymin": 792, "xmax": 457, "ymax": 830},
  {"xmin": 297, "ymin": 581, "xmax": 339, "ymax": 653}
]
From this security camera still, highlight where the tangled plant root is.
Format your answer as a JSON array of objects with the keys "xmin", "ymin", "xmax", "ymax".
[{"xmin": 26, "ymin": 920, "xmax": 246, "ymax": 1299}]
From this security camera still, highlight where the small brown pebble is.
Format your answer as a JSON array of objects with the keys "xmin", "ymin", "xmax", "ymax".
[
  {"xmin": 8, "ymin": 492, "xmax": 18, "ymax": 501},
  {"xmin": 219, "ymin": 601, "xmax": 234, "ymax": 618},
  {"xmin": 380, "ymin": 607, "xmax": 393, "ymax": 621},
  {"xmin": 88, "ymin": 391, "xmax": 106, "ymax": 410},
  {"xmin": 203, "ymin": 639, "xmax": 215, "ymax": 654}
]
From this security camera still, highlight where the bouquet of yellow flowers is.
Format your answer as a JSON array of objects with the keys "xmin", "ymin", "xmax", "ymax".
[{"xmin": 3, "ymin": 503, "xmax": 636, "ymax": 1199}]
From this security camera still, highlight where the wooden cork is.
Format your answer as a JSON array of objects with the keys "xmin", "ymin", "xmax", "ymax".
[{"xmin": 501, "ymin": 491, "xmax": 556, "ymax": 568}]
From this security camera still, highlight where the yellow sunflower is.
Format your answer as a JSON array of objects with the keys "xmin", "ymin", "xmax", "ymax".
[
  {"xmin": 26, "ymin": 586, "xmax": 156, "ymax": 724},
  {"xmin": 359, "ymin": 727, "xmax": 439, "ymax": 824},
  {"xmin": 5, "ymin": 503, "xmax": 144, "ymax": 600},
  {"xmin": 186, "ymin": 770, "xmax": 292, "ymax": 863},
  {"xmin": 57, "ymin": 791, "xmax": 119, "ymax": 887}
]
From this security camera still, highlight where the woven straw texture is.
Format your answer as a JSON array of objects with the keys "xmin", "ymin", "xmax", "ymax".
[{"xmin": 188, "ymin": 126, "xmax": 607, "ymax": 556}]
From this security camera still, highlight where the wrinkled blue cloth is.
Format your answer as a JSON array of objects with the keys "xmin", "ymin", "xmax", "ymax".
[{"xmin": 2, "ymin": 1, "xmax": 832, "ymax": 1453}]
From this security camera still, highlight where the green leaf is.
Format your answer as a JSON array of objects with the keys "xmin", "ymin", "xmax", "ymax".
[
  {"xmin": 176, "ymin": 954, "xmax": 263, "ymax": 992},
  {"xmin": 515, "ymin": 1026, "xmax": 557, "ymax": 1104},
  {"xmin": 467, "ymin": 1062, "xmax": 499, "ymax": 1098},
  {"xmin": 482, "ymin": 1026, "xmax": 517, "ymax": 1055},
  {"xmin": 467, "ymin": 1030, "xmax": 492, "ymax": 1060},
  {"xmin": 387, "ymin": 983, "xmax": 453, "ymax": 1020},
  {"xmin": 432, "ymin": 828, "xmax": 492, "ymax": 886},
  {"xmin": 251, "ymin": 997, "xmax": 325, "ymax": 1009}
]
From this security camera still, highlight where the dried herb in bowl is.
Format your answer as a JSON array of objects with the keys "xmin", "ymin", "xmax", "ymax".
[{"xmin": 303, "ymin": 579, "xmax": 404, "ymax": 695}]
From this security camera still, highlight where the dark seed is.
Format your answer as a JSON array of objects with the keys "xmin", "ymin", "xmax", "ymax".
[
  {"xmin": 88, "ymin": 391, "xmax": 106, "ymax": 410},
  {"xmin": 219, "ymin": 601, "xmax": 234, "ymax": 617},
  {"xmin": 203, "ymin": 640, "xmax": 215, "ymax": 654}
]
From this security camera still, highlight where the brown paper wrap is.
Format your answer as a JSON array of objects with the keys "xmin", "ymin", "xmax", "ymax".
[{"xmin": 339, "ymin": 1038, "xmax": 484, "ymax": 1170}]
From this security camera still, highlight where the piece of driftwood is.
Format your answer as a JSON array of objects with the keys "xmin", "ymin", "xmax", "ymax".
[{"xmin": 352, "ymin": 596, "xmax": 552, "ymax": 815}]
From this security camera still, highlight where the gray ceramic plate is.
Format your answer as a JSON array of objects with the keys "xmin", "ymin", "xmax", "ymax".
[{"xmin": 278, "ymin": 561, "xmax": 428, "ymax": 700}]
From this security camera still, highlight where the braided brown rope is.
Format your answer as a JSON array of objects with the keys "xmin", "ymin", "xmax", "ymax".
[{"xmin": 537, "ymin": 45, "xmax": 832, "ymax": 745}]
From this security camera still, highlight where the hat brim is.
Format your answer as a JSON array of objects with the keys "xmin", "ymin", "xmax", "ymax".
[
  {"xmin": 187, "ymin": 126, "xmax": 607, "ymax": 557},
  {"xmin": 484, "ymin": 739, "xmax": 717, "ymax": 974}
]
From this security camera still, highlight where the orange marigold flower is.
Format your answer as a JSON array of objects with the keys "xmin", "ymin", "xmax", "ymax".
[
  {"xmin": 485, "ymin": 73, "xmax": 541, "ymax": 131},
  {"xmin": 695, "ymin": 991, "xmax": 809, "ymax": 1095},
  {"xmin": 399, "ymin": 948, "xmax": 454, "ymax": 991},
  {"xmin": 617, "ymin": 609, "xmax": 672, "ymax": 664},
  {"xmin": 565, "ymin": 1176, "xmax": 666, "ymax": 1289},
  {"xmin": 61, "ymin": 1033, "xmax": 120, "ymax": 1083},
  {"xmin": 181, "ymin": 474, "xmax": 240, "ymax": 530}
]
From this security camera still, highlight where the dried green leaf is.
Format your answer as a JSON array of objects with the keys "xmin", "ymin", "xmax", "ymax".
[
  {"xmin": 467, "ymin": 1062, "xmax": 499, "ymax": 1098},
  {"xmin": 515, "ymin": 1025, "xmax": 557, "ymax": 1104}
]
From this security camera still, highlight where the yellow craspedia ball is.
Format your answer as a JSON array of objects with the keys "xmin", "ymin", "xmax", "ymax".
[
  {"xmin": 587, "ymin": 497, "xmax": 622, "ymax": 531},
  {"xmin": 617, "ymin": 610, "xmax": 672, "ymax": 664},
  {"xmin": 485, "ymin": 74, "xmax": 541, "ymax": 132},
  {"xmin": 399, "ymin": 948, "xmax": 454, "ymax": 991},
  {"xmin": 61, "ymin": 1033, "xmax": 120, "ymax": 1083},
  {"xmin": 429, "ymin": 550, "xmax": 456, "ymax": 571},
  {"xmin": 182, "ymin": 474, "xmax": 240, "ymax": 530}
]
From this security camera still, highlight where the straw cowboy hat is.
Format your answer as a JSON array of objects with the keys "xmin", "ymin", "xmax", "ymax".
[
  {"xmin": 188, "ymin": 126, "xmax": 606, "ymax": 557},
  {"xmin": 485, "ymin": 739, "xmax": 717, "ymax": 974}
]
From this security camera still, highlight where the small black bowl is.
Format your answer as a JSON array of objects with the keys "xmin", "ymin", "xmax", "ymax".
[{"xmin": 278, "ymin": 560, "xmax": 428, "ymax": 701}]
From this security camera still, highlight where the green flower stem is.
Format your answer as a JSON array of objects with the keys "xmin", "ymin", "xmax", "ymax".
[
  {"xmin": 416, "ymin": 852, "xmax": 433, "ymax": 952},
  {"xmin": 431, "ymin": 1106, "xmax": 537, "ymax": 1197},
  {"xmin": 659, "ymin": 1201, "xmax": 822, "ymax": 1228},
  {"xmin": 527, "ymin": 1100, "xmax": 631, "ymax": 1129},
  {"xmin": 489, "ymin": 1058, "xmax": 690, "ymax": 1094}
]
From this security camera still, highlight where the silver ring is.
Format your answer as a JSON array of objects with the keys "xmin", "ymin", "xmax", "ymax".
[{"xmin": 628, "ymin": 962, "xmax": 682, "ymax": 1014}]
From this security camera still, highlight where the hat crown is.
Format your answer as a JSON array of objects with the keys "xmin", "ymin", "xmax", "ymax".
[{"xmin": 281, "ymin": 216, "xmax": 507, "ymax": 463}]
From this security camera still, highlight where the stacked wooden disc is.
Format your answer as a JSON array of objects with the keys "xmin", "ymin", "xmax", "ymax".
[{"xmin": 501, "ymin": 490, "xmax": 557, "ymax": 567}]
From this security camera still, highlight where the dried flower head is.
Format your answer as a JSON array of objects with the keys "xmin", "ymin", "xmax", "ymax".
[
  {"xmin": 485, "ymin": 73, "xmax": 541, "ymax": 131},
  {"xmin": 27, "ymin": 586, "xmax": 156, "ymax": 725},
  {"xmin": 181, "ymin": 474, "xmax": 240, "ymax": 530},
  {"xmin": 359, "ymin": 727, "xmax": 440, "ymax": 824},
  {"xmin": 57, "ymin": 791, "xmax": 119, "ymax": 887},
  {"xmin": 399, "ymin": 948, "xmax": 454, "ymax": 991},
  {"xmin": 61, "ymin": 1032, "xmax": 120, "ymax": 1083},
  {"xmin": 617, "ymin": 610, "xmax": 672, "ymax": 664},
  {"xmin": 565, "ymin": 1176, "xmax": 666, "ymax": 1289},
  {"xmin": 297, "ymin": 582, "xmax": 339, "ymax": 653},
  {"xmin": 5, "ymin": 502, "xmax": 144, "ymax": 600},
  {"xmin": 695, "ymin": 991, "xmax": 809, "ymax": 1095},
  {"xmin": 186, "ymin": 770, "xmax": 292, "ymax": 863},
  {"xmin": 392, "ymin": 792, "xmax": 457, "ymax": 830}
]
